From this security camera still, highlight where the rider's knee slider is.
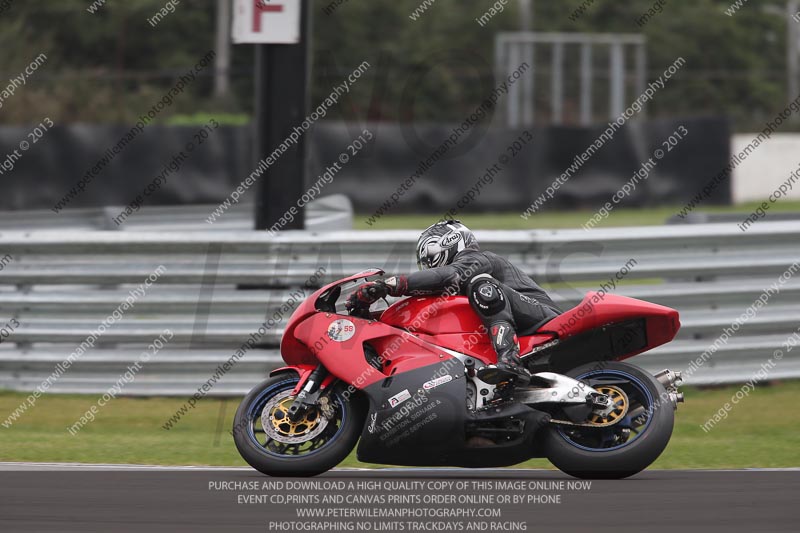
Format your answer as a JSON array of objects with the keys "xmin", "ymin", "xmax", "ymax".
[{"xmin": 468, "ymin": 274, "xmax": 506, "ymax": 317}]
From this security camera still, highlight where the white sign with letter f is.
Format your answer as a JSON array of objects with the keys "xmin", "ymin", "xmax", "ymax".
[{"xmin": 232, "ymin": 0, "xmax": 301, "ymax": 44}]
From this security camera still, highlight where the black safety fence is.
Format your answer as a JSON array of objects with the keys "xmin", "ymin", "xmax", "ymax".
[{"xmin": 0, "ymin": 117, "xmax": 730, "ymax": 213}]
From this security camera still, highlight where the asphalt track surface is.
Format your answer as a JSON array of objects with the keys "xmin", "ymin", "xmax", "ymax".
[{"xmin": 0, "ymin": 464, "xmax": 797, "ymax": 532}]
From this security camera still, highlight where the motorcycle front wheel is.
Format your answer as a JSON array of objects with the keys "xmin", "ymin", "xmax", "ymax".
[
  {"xmin": 542, "ymin": 361, "xmax": 675, "ymax": 479},
  {"xmin": 232, "ymin": 372, "xmax": 366, "ymax": 477}
]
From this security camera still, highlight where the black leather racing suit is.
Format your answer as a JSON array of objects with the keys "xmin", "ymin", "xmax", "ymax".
[{"xmin": 403, "ymin": 246, "xmax": 561, "ymax": 336}]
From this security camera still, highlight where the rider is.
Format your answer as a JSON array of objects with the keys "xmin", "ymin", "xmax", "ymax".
[{"xmin": 346, "ymin": 220, "xmax": 562, "ymax": 385}]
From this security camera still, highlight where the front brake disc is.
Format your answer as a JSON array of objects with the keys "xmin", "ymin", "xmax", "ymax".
[{"xmin": 261, "ymin": 390, "xmax": 330, "ymax": 444}]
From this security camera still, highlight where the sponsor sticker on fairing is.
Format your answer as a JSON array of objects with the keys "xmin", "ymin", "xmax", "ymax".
[
  {"xmin": 422, "ymin": 375, "xmax": 453, "ymax": 390},
  {"xmin": 327, "ymin": 319, "xmax": 356, "ymax": 342},
  {"xmin": 388, "ymin": 389, "xmax": 412, "ymax": 408}
]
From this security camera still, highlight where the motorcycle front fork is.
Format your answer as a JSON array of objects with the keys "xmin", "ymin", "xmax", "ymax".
[{"xmin": 286, "ymin": 364, "xmax": 330, "ymax": 422}]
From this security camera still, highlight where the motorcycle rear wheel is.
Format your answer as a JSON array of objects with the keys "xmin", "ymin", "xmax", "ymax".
[
  {"xmin": 542, "ymin": 361, "xmax": 674, "ymax": 479},
  {"xmin": 233, "ymin": 372, "xmax": 366, "ymax": 477}
]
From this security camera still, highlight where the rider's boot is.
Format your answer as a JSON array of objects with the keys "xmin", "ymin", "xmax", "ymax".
[{"xmin": 476, "ymin": 321, "xmax": 531, "ymax": 385}]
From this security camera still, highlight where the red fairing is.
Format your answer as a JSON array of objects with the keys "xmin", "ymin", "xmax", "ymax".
[
  {"xmin": 379, "ymin": 296, "xmax": 558, "ymax": 364},
  {"xmin": 280, "ymin": 269, "xmax": 384, "ymax": 366},
  {"xmin": 381, "ymin": 295, "xmax": 483, "ymax": 335},
  {"xmin": 539, "ymin": 292, "xmax": 681, "ymax": 352},
  {"xmin": 292, "ymin": 312, "xmax": 449, "ymax": 389},
  {"xmin": 380, "ymin": 296, "xmax": 495, "ymax": 363},
  {"xmin": 381, "ymin": 292, "xmax": 678, "ymax": 361}
]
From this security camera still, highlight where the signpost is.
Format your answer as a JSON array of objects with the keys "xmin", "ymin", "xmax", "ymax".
[
  {"xmin": 233, "ymin": 0, "xmax": 308, "ymax": 231},
  {"xmin": 232, "ymin": 0, "xmax": 302, "ymax": 44}
]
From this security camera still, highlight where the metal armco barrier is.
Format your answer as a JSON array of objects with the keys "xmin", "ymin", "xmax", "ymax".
[{"xmin": 1, "ymin": 220, "xmax": 799, "ymax": 396}]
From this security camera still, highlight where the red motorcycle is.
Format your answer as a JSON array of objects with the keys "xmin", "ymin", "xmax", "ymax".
[{"xmin": 233, "ymin": 269, "xmax": 684, "ymax": 479}]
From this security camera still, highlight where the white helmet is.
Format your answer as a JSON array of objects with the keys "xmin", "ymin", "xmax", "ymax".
[{"xmin": 415, "ymin": 220, "xmax": 477, "ymax": 270}]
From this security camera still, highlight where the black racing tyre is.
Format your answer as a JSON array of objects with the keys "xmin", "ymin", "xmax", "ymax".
[
  {"xmin": 233, "ymin": 372, "xmax": 366, "ymax": 477},
  {"xmin": 542, "ymin": 361, "xmax": 675, "ymax": 479}
]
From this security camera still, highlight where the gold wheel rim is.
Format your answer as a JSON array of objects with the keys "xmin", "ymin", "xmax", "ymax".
[
  {"xmin": 269, "ymin": 397, "xmax": 321, "ymax": 437},
  {"xmin": 588, "ymin": 385, "xmax": 628, "ymax": 425}
]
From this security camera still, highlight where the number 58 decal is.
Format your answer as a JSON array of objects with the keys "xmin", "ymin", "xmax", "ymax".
[{"xmin": 327, "ymin": 319, "xmax": 356, "ymax": 342}]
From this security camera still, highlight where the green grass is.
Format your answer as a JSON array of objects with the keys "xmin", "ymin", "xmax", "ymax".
[
  {"xmin": 353, "ymin": 200, "xmax": 800, "ymax": 230},
  {"xmin": 164, "ymin": 112, "xmax": 250, "ymax": 126},
  {"xmin": 1, "ymin": 381, "xmax": 798, "ymax": 469}
]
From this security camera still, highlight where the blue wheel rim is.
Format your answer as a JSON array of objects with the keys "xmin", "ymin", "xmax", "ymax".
[{"xmin": 246, "ymin": 378, "xmax": 347, "ymax": 458}]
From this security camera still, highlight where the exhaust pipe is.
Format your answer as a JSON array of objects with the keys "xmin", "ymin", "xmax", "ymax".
[
  {"xmin": 654, "ymin": 369, "xmax": 684, "ymax": 409},
  {"xmin": 670, "ymin": 391, "xmax": 685, "ymax": 404},
  {"xmin": 654, "ymin": 369, "xmax": 683, "ymax": 388}
]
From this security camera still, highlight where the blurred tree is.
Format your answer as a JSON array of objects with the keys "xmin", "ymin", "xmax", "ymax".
[{"xmin": 0, "ymin": 0, "xmax": 792, "ymax": 131}]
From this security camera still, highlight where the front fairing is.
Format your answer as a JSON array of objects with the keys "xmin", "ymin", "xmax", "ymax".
[{"xmin": 280, "ymin": 269, "xmax": 385, "ymax": 363}]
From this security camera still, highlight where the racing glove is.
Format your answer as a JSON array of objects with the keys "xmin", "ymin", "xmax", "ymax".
[
  {"xmin": 382, "ymin": 276, "xmax": 408, "ymax": 297},
  {"xmin": 344, "ymin": 276, "xmax": 408, "ymax": 311}
]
